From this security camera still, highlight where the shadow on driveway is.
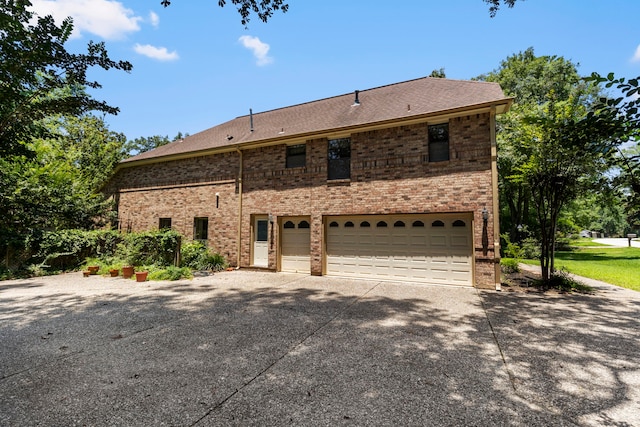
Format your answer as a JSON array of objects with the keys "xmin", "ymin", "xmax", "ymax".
[{"xmin": 1, "ymin": 271, "xmax": 638, "ymax": 426}]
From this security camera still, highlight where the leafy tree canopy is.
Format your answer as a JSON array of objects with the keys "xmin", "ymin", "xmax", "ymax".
[
  {"xmin": 160, "ymin": 0, "xmax": 289, "ymax": 25},
  {"xmin": 0, "ymin": 0, "xmax": 132, "ymax": 158},
  {"xmin": 483, "ymin": 0, "xmax": 521, "ymax": 17}
]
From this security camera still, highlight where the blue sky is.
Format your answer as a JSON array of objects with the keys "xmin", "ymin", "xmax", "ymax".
[{"xmin": 30, "ymin": 0, "xmax": 640, "ymax": 141}]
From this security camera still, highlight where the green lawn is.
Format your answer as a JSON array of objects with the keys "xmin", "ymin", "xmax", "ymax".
[
  {"xmin": 569, "ymin": 238, "xmax": 610, "ymax": 247},
  {"xmin": 523, "ymin": 247, "xmax": 640, "ymax": 291}
]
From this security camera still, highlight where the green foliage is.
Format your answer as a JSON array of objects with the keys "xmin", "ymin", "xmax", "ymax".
[
  {"xmin": 180, "ymin": 241, "xmax": 228, "ymax": 271},
  {"xmin": 36, "ymin": 229, "xmax": 120, "ymax": 271},
  {"xmin": 0, "ymin": 1, "xmax": 132, "ymax": 158},
  {"xmin": 534, "ymin": 269, "xmax": 594, "ymax": 293},
  {"xmin": 160, "ymin": 0, "xmax": 289, "ymax": 25},
  {"xmin": 500, "ymin": 258, "xmax": 520, "ymax": 274},
  {"xmin": 118, "ymin": 229, "xmax": 181, "ymax": 267},
  {"xmin": 147, "ymin": 266, "xmax": 193, "ymax": 281}
]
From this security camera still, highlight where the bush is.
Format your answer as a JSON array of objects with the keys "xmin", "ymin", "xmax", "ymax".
[
  {"xmin": 119, "ymin": 229, "xmax": 181, "ymax": 267},
  {"xmin": 180, "ymin": 241, "xmax": 227, "ymax": 271},
  {"xmin": 147, "ymin": 266, "xmax": 193, "ymax": 281},
  {"xmin": 535, "ymin": 269, "xmax": 594, "ymax": 293},
  {"xmin": 35, "ymin": 229, "xmax": 121, "ymax": 272},
  {"xmin": 500, "ymin": 258, "xmax": 520, "ymax": 274}
]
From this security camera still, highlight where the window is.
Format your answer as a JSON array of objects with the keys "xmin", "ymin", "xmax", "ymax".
[
  {"xmin": 328, "ymin": 138, "xmax": 351, "ymax": 180},
  {"xmin": 286, "ymin": 144, "xmax": 306, "ymax": 168},
  {"xmin": 412, "ymin": 220, "xmax": 425, "ymax": 227},
  {"xmin": 284, "ymin": 221, "xmax": 295, "ymax": 229},
  {"xmin": 298, "ymin": 220, "xmax": 310, "ymax": 228},
  {"xmin": 428, "ymin": 123, "xmax": 449, "ymax": 162},
  {"xmin": 432, "ymin": 220, "xmax": 445, "ymax": 227},
  {"xmin": 159, "ymin": 218, "xmax": 172, "ymax": 229},
  {"xmin": 394, "ymin": 221, "xmax": 406, "ymax": 227},
  {"xmin": 453, "ymin": 220, "xmax": 466, "ymax": 227},
  {"xmin": 360, "ymin": 221, "xmax": 371, "ymax": 227},
  {"xmin": 329, "ymin": 221, "xmax": 339, "ymax": 227},
  {"xmin": 345, "ymin": 221, "xmax": 355, "ymax": 228},
  {"xmin": 194, "ymin": 217, "xmax": 209, "ymax": 241},
  {"xmin": 377, "ymin": 221, "xmax": 388, "ymax": 228}
]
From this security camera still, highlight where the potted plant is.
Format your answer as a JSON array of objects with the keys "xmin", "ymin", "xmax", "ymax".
[
  {"xmin": 135, "ymin": 271, "xmax": 148, "ymax": 282},
  {"xmin": 88, "ymin": 265, "xmax": 100, "ymax": 275},
  {"xmin": 122, "ymin": 265, "xmax": 135, "ymax": 279},
  {"xmin": 82, "ymin": 270, "xmax": 91, "ymax": 277},
  {"xmin": 109, "ymin": 268, "xmax": 120, "ymax": 277}
]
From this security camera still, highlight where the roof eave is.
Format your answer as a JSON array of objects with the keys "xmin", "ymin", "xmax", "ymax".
[{"xmin": 114, "ymin": 97, "xmax": 513, "ymax": 171}]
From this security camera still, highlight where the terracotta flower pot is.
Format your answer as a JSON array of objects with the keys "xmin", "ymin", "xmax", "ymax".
[
  {"xmin": 122, "ymin": 266, "xmax": 134, "ymax": 279},
  {"xmin": 88, "ymin": 266, "xmax": 99, "ymax": 275},
  {"xmin": 82, "ymin": 270, "xmax": 91, "ymax": 277},
  {"xmin": 109, "ymin": 269, "xmax": 119, "ymax": 277},
  {"xmin": 135, "ymin": 271, "xmax": 148, "ymax": 282}
]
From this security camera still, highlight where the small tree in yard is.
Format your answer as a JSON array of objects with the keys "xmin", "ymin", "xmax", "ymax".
[{"xmin": 516, "ymin": 94, "xmax": 617, "ymax": 281}]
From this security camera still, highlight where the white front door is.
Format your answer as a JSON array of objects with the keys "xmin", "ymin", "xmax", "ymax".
[{"xmin": 253, "ymin": 218, "xmax": 269, "ymax": 267}]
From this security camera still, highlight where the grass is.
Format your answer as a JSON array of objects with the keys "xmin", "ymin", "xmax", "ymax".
[
  {"xmin": 569, "ymin": 238, "xmax": 610, "ymax": 247},
  {"xmin": 522, "ymin": 247, "xmax": 640, "ymax": 291}
]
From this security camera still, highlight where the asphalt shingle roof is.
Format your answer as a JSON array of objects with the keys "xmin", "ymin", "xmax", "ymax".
[{"xmin": 122, "ymin": 76, "xmax": 511, "ymax": 164}]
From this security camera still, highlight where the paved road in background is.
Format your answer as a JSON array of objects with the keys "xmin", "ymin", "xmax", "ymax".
[{"xmin": 593, "ymin": 237, "xmax": 640, "ymax": 248}]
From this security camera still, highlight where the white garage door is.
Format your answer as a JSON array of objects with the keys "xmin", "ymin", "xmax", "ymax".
[
  {"xmin": 326, "ymin": 214, "xmax": 473, "ymax": 285},
  {"xmin": 281, "ymin": 218, "xmax": 311, "ymax": 273}
]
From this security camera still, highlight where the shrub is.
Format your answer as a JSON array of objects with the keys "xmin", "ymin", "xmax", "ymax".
[
  {"xmin": 147, "ymin": 266, "xmax": 193, "ymax": 281},
  {"xmin": 500, "ymin": 258, "xmax": 520, "ymax": 274},
  {"xmin": 535, "ymin": 269, "xmax": 594, "ymax": 293},
  {"xmin": 180, "ymin": 241, "xmax": 228, "ymax": 271},
  {"xmin": 119, "ymin": 229, "xmax": 181, "ymax": 267}
]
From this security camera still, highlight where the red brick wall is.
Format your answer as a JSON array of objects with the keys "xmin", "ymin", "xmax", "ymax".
[{"xmin": 110, "ymin": 113, "xmax": 498, "ymax": 287}]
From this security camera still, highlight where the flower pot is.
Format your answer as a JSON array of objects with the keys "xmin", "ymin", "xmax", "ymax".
[
  {"xmin": 88, "ymin": 266, "xmax": 99, "ymax": 275},
  {"xmin": 109, "ymin": 269, "xmax": 119, "ymax": 277},
  {"xmin": 122, "ymin": 266, "xmax": 134, "ymax": 279},
  {"xmin": 135, "ymin": 271, "xmax": 148, "ymax": 282},
  {"xmin": 82, "ymin": 270, "xmax": 91, "ymax": 277}
]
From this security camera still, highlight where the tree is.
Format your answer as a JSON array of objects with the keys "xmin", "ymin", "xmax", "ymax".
[
  {"xmin": 582, "ymin": 73, "xmax": 640, "ymax": 229},
  {"xmin": 0, "ymin": 114, "xmax": 125, "ymax": 269},
  {"xmin": 0, "ymin": 1, "xmax": 132, "ymax": 158},
  {"xmin": 483, "ymin": 0, "xmax": 521, "ymax": 17},
  {"xmin": 429, "ymin": 68, "xmax": 446, "ymax": 78},
  {"xmin": 477, "ymin": 48, "xmax": 597, "ymax": 243},
  {"xmin": 123, "ymin": 133, "xmax": 188, "ymax": 157},
  {"xmin": 160, "ymin": 0, "xmax": 289, "ymax": 25},
  {"xmin": 478, "ymin": 49, "xmax": 609, "ymax": 281}
]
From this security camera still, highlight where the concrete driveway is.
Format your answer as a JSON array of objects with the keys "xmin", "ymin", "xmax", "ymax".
[{"xmin": 1, "ymin": 271, "xmax": 639, "ymax": 426}]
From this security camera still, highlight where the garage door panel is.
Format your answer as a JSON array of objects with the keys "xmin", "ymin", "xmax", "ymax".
[
  {"xmin": 281, "ymin": 219, "xmax": 311, "ymax": 273},
  {"xmin": 327, "ymin": 214, "xmax": 473, "ymax": 285}
]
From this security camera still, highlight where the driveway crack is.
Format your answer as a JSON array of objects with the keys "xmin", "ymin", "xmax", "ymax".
[{"xmin": 190, "ymin": 280, "xmax": 384, "ymax": 426}]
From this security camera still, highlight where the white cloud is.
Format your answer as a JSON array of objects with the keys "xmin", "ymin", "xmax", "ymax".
[
  {"xmin": 239, "ymin": 35, "xmax": 273, "ymax": 66},
  {"xmin": 632, "ymin": 44, "xmax": 640, "ymax": 63},
  {"xmin": 133, "ymin": 43, "xmax": 179, "ymax": 61},
  {"xmin": 149, "ymin": 11, "xmax": 159, "ymax": 28},
  {"xmin": 31, "ymin": 0, "xmax": 141, "ymax": 40}
]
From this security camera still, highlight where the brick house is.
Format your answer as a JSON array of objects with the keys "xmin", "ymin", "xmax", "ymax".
[{"xmin": 107, "ymin": 77, "xmax": 512, "ymax": 289}]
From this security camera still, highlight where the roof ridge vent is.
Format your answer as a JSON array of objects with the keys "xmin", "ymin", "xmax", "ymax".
[{"xmin": 352, "ymin": 90, "xmax": 360, "ymax": 106}]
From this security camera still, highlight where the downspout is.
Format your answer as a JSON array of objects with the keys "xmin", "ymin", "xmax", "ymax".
[
  {"xmin": 490, "ymin": 106, "xmax": 501, "ymax": 291},
  {"xmin": 236, "ymin": 148, "xmax": 243, "ymax": 269}
]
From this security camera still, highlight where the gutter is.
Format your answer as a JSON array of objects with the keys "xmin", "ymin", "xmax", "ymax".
[
  {"xmin": 490, "ymin": 105, "xmax": 501, "ymax": 291},
  {"xmin": 236, "ymin": 148, "xmax": 243, "ymax": 269}
]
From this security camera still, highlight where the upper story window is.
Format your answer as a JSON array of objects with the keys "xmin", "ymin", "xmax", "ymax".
[
  {"xmin": 286, "ymin": 144, "xmax": 306, "ymax": 168},
  {"xmin": 328, "ymin": 138, "xmax": 351, "ymax": 180},
  {"xmin": 428, "ymin": 123, "xmax": 449, "ymax": 162},
  {"xmin": 159, "ymin": 218, "xmax": 172, "ymax": 229}
]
